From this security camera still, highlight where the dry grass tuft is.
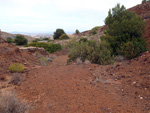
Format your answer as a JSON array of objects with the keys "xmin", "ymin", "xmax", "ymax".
[{"xmin": 0, "ymin": 90, "xmax": 29, "ymax": 113}]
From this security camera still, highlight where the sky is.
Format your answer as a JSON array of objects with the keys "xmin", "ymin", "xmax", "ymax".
[{"xmin": 0, "ymin": 0, "xmax": 142, "ymax": 33}]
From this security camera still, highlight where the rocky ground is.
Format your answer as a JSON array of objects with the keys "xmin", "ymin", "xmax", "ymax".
[
  {"xmin": 13, "ymin": 51, "xmax": 149, "ymax": 113},
  {"xmin": 0, "ymin": 35, "xmax": 150, "ymax": 113}
]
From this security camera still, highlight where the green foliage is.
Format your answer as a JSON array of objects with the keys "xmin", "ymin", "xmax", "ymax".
[
  {"xmin": 14, "ymin": 35, "xmax": 28, "ymax": 45},
  {"xmin": 43, "ymin": 37, "xmax": 49, "ymax": 40},
  {"xmin": 9, "ymin": 63, "xmax": 24, "ymax": 73},
  {"xmin": 32, "ymin": 38, "xmax": 42, "ymax": 42},
  {"xmin": 91, "ymin": 27, "xmax": 99, "ymax": 35},
  {"xmin": 79, "ymin": 38, "xmax": 87, "ymax": 43},
  {"xmin": 53, "ymin": 29, "xmax": 66, "ymax": 39},
  {"xmin": 59, "ymin": 34, "xmax": 70, "ymax": 40},
  {"xmin": 38, "ymin": 57, "xmax": 50, "ymax": 66},
  {"xmin": 104, "ymin": 4, "xmax": 147, "ymax": 58},
  {"xmin": 26, "ymin": 42, "xmax": 62, "ymax": 53},
  {"xmin": 118, "ymin": 38, "xmax": 147, "ymax": 59},
  {"xmin": 142, "ymin": 0, "xmax": 150, "ymax": 4},
  {"xmin": 75, "ymin": 29, "xmax": 80, "ymax": 34},
  {"xmin": 7, "ymin": 37, "xmax": 13, "ymax": 43},
  {"xmin": 68, "ymin": 40, "xmax": 113, "ymax": 65}
]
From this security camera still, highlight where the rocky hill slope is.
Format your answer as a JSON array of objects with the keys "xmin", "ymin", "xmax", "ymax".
[
  {"xmin": 0, "ymin": 37, "xmax": 36, "ymax": 76},
  {"xmin": 1, "ymin": 31, "xmax": 35, "ymax": 42}
]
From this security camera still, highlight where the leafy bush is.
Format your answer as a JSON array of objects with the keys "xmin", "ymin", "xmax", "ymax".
[
  {"xmin": 43, "ymin": 37, "xmax": 49, "ymax": 40},
  {"xmin": 75, "ymin": 29, "xmax": 80, "ymax": 34},
  {"xmin": 38, "ymin": 57, "xmax": 52, "ymax": 66},
  {"xmin": 59, "ymin": 34, "xmax": 70, "ymax": 40},
  {"xmin": 104, "ymin": 4, "xmax": 147, "ymax": 58},
  {"xmin": 7, "ymin": 37, "xmax": 13, "ymax": 43},
  {"xmin": 53, "ymin": 29, "xmax": 66, "ymax": 39},
  {"xmin": 32, "ymin": 38, "xmax": 42, "ymax": 42},
  {"xmin": 0, "ymin": 90, "xmax": 28, "ymax": 113},
  {"xmin": 118, "ymin": 39, "xmax": 147, "ymax": 59},
  {"xmin": 68, "ymin": 40, "xmax": 113, "ymax": 65},
  {"xmin": 142, "ymin": 0, "xmax": 150, "ymax": 4},
  {"xmin": 79, "ymin": 38, "xmax": 87, "ymax": 43},
  {"xmin": 9, "ymin": 63, "xmax": 24, "ymax": 73},
  {"xmin": 91, "ymin": 27, "xmax": 99, "ymax": 35},
  {"xmin": 26, "ymin": 42, "xmax": 62, "ymax": 53},
  {"xmin": 14, "ymin": 35, "xmax": 28, "ymax": 45}
]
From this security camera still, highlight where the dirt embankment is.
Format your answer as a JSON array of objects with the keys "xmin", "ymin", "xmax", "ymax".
[{"xmin": 0, "ymin": 37, "xmax": 36, "ymax": 77}]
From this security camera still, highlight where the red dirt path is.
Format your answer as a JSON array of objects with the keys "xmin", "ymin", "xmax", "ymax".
[{"xmin": 16, "ymin": 53, "xmax": 150, "ymax": 113}]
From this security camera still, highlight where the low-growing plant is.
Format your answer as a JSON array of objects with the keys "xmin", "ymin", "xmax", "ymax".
[
  {"xmin": 43, "ymin": 37, "xmax": 49, "ymax": 41},
  {"xmin": 91, "ymin": 26, "xmax": 99, "ymax": 35},
  {"xmin": 117, "ymin": 39, "xmax": 147, "ymax": 59},
  {"xmin": 14, "ymin": 35, "xmax": 28, "ymax": 45},
  {"xmin": 59, "ymin": 34, "xmax": 70, "ymax": 40},
  {"xmin": 26, "ymin": 42, "xmax": 62, "ymax": 53},
  {"xmin": 75, "ymin": 29, "xmax": 80, "ymax": 34},
  {"xmin": 79, "ymin": 38, "xmax": 88, "ymax": 43},
  {"xmin": 0, "ymin": 90, "xmax": 29, "ymax": 113},
  {"xmin": 9, "ymin": 73, "xmax": 25, "ymax": 85},
  {"xmin": 38, "ymin": 57, "xmax": 52, "ymax": 66},
  {"xmin": 32, "ymin": 38, "xmax": 42, "ymax": 42},
  {"xmin": 7, "ymin": 37, "xmax": 13, "ymax": 43},
  {"xmin": 68, "ymin": 40, "xmax": 113, "ymax": 65},
  {"xmin": 9, "ymin": 63, "xmax": 24, "ymax": 73}
]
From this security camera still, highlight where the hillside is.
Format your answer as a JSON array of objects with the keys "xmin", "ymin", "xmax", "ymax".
[
  {"xmin": 0, "ymin": 36, "xmax": 36, "ymax": 76},
  {"xmin": 129, "ymin": 2, "xmax": 150, "ymax": 50},
  {"xmin": 76, "ymin": 2, "xmax": 150, "ymax": 50},
  {"xmin": 1, "ymin": 31, "xmax": 35, "ymax": 42}
]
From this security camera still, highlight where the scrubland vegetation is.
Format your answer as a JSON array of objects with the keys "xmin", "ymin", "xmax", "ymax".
[
  {"xmin": 66, "ymin": 4, "xmax": 147, "ymax": 65},
  {"xmin": 26, "ymin": 42, "xmax": 62, "ymax": 53},
  {"xmin": 9, "ymin": 63, "xmax": 24, "ymax": 73}
]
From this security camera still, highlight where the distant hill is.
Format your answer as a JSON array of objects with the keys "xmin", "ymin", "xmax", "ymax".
[{"xmin": 1, "ymin": 31, "xmax": 35, "ymax": 42}]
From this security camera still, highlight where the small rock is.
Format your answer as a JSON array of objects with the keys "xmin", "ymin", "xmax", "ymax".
[
  {"xmin": 132, "ymin": 81, "xmax": 136, "ymax": 85},
  {"xmin": 140, "ymin": 97, "xmax": 143, "ymax": 100}
]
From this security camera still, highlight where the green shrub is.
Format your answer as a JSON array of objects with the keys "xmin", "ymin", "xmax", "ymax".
[
  {"xmin": 91, "ymin": 27, "xmax": 99, "ymax": 35},
  {"xmin": 59, "ymin": 34, "xmax": 70, "ymax": 40},
  {"xmin": 32, "ymin": 38, "xmax": 42, "ymax": 42},
  {"xmin": 118, "ymin": 39, "xmax": 147, "ymax": 59},
  {"xmin": 7, "ymin": 37, "xmax": 13, "ymax": 43},
  {"xmin": 14, "ymin": 35, "xmax": 28, "ymax": 45},
  {"xmin": 79, "ymin": 38, "xmax": 87, "ymax": 43},
  {"xmin": 53, "ymin": 29, "xmax": 66, "ymax": 39},
  {"xmin": 68, "ymin": 40, "xmax": 113, "ymax": 65},
  {"xmin": 104, "ymin": 4, "xmax": 147, "ymax": 58},
  {"xmin": 75, "ymin": 29, "xmax": 80, "ymax": 34},
  {"xmin": 43, "ymin": 37, "xmax": 49, "ymax": 41},
  {"xmin": 9, "ymin": 63, "xmax": 24, "ymax": 72},
  {"xmin": 142, "ymin": 0, "xmax": 150, "ymax": 4},
  {"xmin": 38, "ymin": 57, "xmax": 49, "ymax": 66},
  {"xmin": 26, "ymin": 42, "xmax": 62, "ymax": 53}
]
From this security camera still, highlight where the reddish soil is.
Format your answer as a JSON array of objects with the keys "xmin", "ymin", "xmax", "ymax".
[
  {"xmin": 15, "ymin": 51, "xmax": 150, "ymax": 113},
  {"xmin": 0, "ymin": 37, "xmax": 36, "ymax": 77}
]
